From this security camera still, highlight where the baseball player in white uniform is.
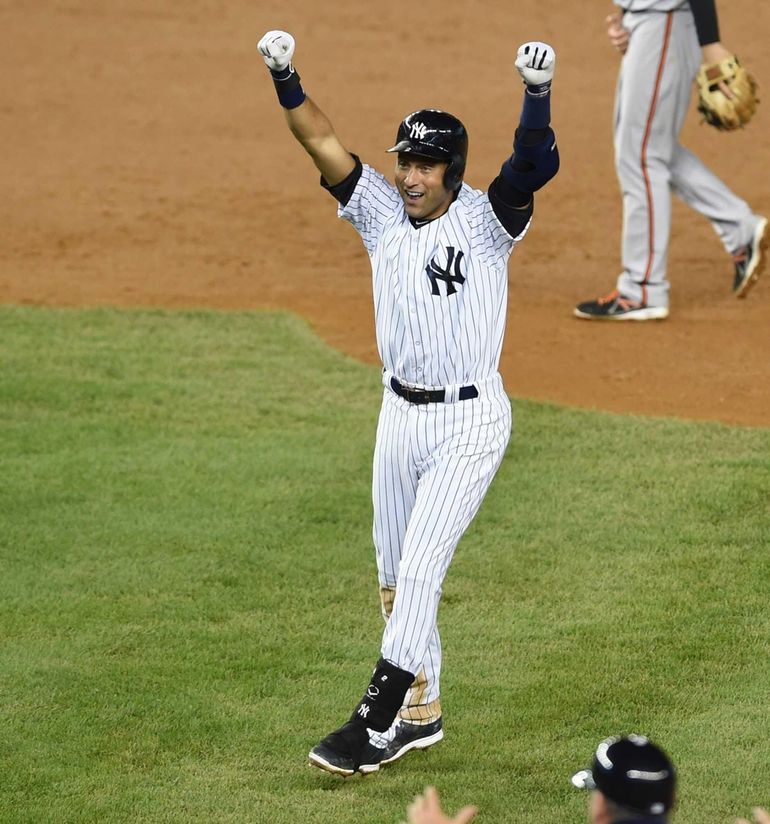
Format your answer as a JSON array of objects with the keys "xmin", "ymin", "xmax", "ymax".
[
  {"xmin": 257, "ymin": 30, "xmax": 559, "ymax": 776},
  {"xmin": 575, "ymin": 0, "xmax": 767, "ymax": 320}
]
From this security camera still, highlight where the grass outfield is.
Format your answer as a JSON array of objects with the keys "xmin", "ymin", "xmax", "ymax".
[{"xmin": 1, "ymin": 306, "xmax": 768, "ymax": 824}]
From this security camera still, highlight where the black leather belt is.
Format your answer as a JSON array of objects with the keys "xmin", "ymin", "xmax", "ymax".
[
  {"xmin": 390, "ymin": 376, "xmax": 479, "ymax": 404},
  {"xmin": 621, "ymin": 5, "xmax": 688, "ymax": 12}
]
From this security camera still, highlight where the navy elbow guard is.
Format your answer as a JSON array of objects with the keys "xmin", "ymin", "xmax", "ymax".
[{"xmin": 501, "ymin": 127, "xmax": 559, "ymax": 193}]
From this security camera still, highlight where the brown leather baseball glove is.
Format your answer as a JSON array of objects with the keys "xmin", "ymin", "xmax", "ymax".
[{"xmin": 696, "ymin": 55, "xmax": 759, "ymax": 131}]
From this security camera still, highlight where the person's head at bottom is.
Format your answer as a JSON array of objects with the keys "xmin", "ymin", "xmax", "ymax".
[{"xmin": 571, "ymin": 734, "xmax": 676, "ymax": 824}]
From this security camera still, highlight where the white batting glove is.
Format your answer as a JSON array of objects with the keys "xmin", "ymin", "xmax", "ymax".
[
  {"xmin": 515, "ymin": 41, "xmax": 556, "ymax": 92},
  {"xmin": 257, "ymin": 30, "xmax": 296, "ymax": 72}
]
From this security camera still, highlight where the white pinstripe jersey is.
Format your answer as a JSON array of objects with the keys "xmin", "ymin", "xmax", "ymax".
[{"xmin": 337, "ymin": 163, "xmax": 530, "ymax": 389}]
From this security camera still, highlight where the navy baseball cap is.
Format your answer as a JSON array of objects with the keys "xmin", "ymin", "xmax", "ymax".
[{"xmin": 571, "ymin": 735, "xmax": 676, "ymax": 816}]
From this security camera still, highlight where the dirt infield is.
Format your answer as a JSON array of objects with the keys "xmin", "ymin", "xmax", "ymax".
[{"xmin": 3, "ymin": 1, "xmax": 769, "ymax": 426}]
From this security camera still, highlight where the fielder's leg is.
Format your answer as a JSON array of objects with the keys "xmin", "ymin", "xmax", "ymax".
[
  {"xmin": 669, "ymin": 145, "xmax": 764, "ymax": 296},
  {"xmin": 670, "ymin": 145, "xmax": 756, "ymax": 253},
  {"xmin": 613, "ymin": 10, "xmax": 688, "ymax": 310}
]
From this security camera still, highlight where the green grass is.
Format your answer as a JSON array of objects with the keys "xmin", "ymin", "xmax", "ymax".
[{"xmin": 1, "ymin": 306, "xmax": 768, "ymax": 823}]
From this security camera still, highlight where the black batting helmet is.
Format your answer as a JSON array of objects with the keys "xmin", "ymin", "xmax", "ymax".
[{"xmin": 386, "ymin": 109, "xmax": 468, "ymax": 192}]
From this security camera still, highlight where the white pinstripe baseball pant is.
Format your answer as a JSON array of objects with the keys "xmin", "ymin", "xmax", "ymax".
[{"xmin": 372, "ymin": 374, "xmax": 511, "ymax": 708}]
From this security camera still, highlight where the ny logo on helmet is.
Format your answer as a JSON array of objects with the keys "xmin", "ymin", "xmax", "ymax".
[
  {"xmin": 426, "ymin": 246, "xmax": 466, "ymax": 296},
  {"xmin": 409, "ymin": 121, "xmax": 428, "ymax": 140}
]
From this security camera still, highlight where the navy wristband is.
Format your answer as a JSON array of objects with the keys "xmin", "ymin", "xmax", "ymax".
[
  {"xmin": 270, "ymin": 66, "xmax": 306, "ymax": 109},
  {"xmin": 520, "ymin": 88, "xmax": 551, "ymax": 130}
]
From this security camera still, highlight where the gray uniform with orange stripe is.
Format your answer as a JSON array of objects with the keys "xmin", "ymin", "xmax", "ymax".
[{"xmin": 612, "ymin": 0, "xmax": 760, "ymax": 308}]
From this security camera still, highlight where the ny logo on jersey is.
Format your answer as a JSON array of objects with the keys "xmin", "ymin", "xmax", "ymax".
[
  {"xmin": 426, "ymin": 246, "xmax": 466, "ymax": 296},
  {"xmin": 409, "ymin": 121, "xmax": 428, "ymax": 140},
  {"xmin": 356, "ymin": 703, "xmax": 370, "ymax": 719}
]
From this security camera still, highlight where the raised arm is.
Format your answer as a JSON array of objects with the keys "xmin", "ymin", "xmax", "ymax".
[
  {"xmin": 257, "ymin": 31, "xmax": 355, "ymax": 186},
  {"xmin": 487, "ymin": 41, "xmax": 559, "ymax": 235},
  {"xmin": 509, "ymin": 41, "xmax": 559, "ymax": 194}
]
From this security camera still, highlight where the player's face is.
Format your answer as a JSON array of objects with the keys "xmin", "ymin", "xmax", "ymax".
[{"xmin": 394, "ymin": 155, "xmax": 453, "ymax": 220}]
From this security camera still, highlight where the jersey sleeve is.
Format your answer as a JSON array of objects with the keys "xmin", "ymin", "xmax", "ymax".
[
  {"xmin": 463, "ymin": 186, "xmax": 531, "ymax": 268},
  {"xmin": 487, "ymin": 176, "xmax": 534, "ymax": 239},
  {"xmin": 337, "ymin": 164, "xmax": 402, "ymax": 254},
  {"xmin": 321, "ymin": 154, "xmax": 364, "ymax": 206},
  {"xmin": 687, "ymin": 0, "xmax": 720, "ymax": 45}
]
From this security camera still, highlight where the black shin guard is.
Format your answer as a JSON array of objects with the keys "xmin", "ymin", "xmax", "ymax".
[{"xmin": 350, "ymin": 657, "xmax": 415, "ymax": 732}]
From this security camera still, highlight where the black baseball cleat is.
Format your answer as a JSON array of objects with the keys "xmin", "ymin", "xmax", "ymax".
[
  {"xmin": 733, "ymin": 216, "xmax": 768, "ymax": 298},
  {"xmin": 573, "ymin": 289, "xmax": 669, "ymax": 321},
  {"xmin": 380, "ymin": 717, "xmax": 444, "ymax": 766},
  {"xmin": 308, "ymin": 721, "xmax": 385, "ymax": 776}
]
